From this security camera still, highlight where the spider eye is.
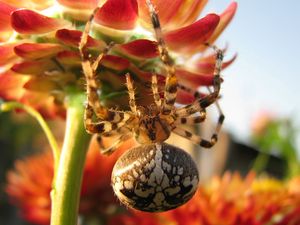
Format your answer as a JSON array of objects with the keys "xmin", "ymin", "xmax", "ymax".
[{"xmin": 111, "ymin": 143, "xmax": 199, "ymax": 212}]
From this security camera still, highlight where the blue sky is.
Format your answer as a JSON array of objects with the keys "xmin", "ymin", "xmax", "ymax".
[{"xmin": 201, "ymin": 1, "xmax": 300, "ymax": 144}]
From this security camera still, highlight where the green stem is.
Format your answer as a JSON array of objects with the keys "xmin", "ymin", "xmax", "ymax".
[
  {"xmin": 0, "ymin": 101, "xmax": 60, "ymax": 171},
  {"xmin": 50, "ymin": 91, "xmax": 91, "ymax": 225}
]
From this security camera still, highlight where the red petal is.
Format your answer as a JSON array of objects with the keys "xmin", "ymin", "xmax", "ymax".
[
  {"xmin": 55, "ymin": 29, "xmax": 106, "ymax": 49},
  {"xmin": 138, "ymin": 0, "xmax": 209, "ymax": 30},
  {"xmin": 11, "ymin": 9, "xmax": 70, "ymax": 34},
  {"xmin": 122, "ymin": 63, "xmax": 159, "ymax": 83},
  {"xmin": 24, "ymin": 78, "xmax": 59, "ymax": 92},
  {"xmin": 176, "ymin": 89, "xmax": 194, "ymax": 105},
  {"xmin": 57, "ymin": 0, "xmax": 98, "ymax": 9},
  {"xmin": 11, "ymin": 60, "xmax": 56, "ymax": 75},
  {"xmin": 0, "ymin": 43, "xmax": 18, "ymax": 66},
  {"xmin": 131, "ymin": 68, "xmax": 154, "ymax": 82},
  {"xmin": 3, "ymin": 0, "xmax": 52, "ymax": 10},
  {"xmin": 195, "ymin": 54, "xmax": 237, "ymax": 74},
  {"xmin": 0, "ymin": 1, "xmax": 17, "ymax": 32},
  {"xmin": 14, "ymin": 43, "xmax": 65, "ymax": 59},
  {"xmin": 56, "ymin": 51, "xmax": 81, "ymax": 66},
  {"xmin": 19, "ymin": 92, "xmax": 66, "ymax": 119},
  {"xmin": 118, "ymin": 39, "xmax": 158, "ymax": 59},
  {"xmin": 137, "ymin": 0, "xmax": 183, "ymax": 29},
  {"xmin": 198, "ymin": 45, "xmax": 229, "ymax": 63},
  {"xmin": 165, "ymin": 14, "xmax": 220, "ymax": 53},
  {"xmin": 101, "ymin": 55, "xmax": 130, "ymax": 71},
  {"xmin": 99, "ymin": 70, "xmax": 125, "ymax": 91},
  {"xmin": 206, "ymin": 2, "xmax": 238, "ymax": 44},
  {"xmin": 0, "ymin": 70, "xmax": 28, "ymax": 100},
  {"xmin": 176, "ymin": 69, "xmax": 213, "ymax": 88},
  {"xmin": 94, "ymin": 0, "xmax": 138, "ymax": 30},
  {"xmin": 176, "ymin": 0, "xmax": 208, "ymax": 27}
]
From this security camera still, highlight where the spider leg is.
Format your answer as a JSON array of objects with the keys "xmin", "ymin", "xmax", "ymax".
[
  {"xmin": 80, "ymin": 6, "xmax": 131, "ymax": 135},
  {"xmin": 177, "ymin": 84, "xmax": 202, "ymax": 99},
  {"xmin": 172, "ymin": 126, "xmax": 217, "ymax": 148},
  {"xmin": 79, "ymin": 5, "xmax": 109, "ymax": 119},
  {"xmin": 80, "ymin": 17, "xmax": 113, "ymax": 120},
  {"xmin": 146, "ymin": 0, "xmax": 177, "ymax": 115},
  {"xmin": 173, "ymin": 46, "xmax": 225, "ymax": 148},
  {"xmin": 206, "ymin": 86, "xmax": 225, "ymax": 137},
  {"xmin": 84, "ymin": 103, "xmax": 131, "ymax": 134},
  {"xmin": 96, "ymin": 126, "xmax": 125, "ymax": 148},
  {"xmin": 174, "ymin": 110, "xmax": 206, "ymax": 125},
  {"xmin": 96, "ymin": 134, "xmax": 105, "ymax": 149},
  {"xmin": 85, "ymin": 120, "xmax": 120, "ymax": 134},
  {"xmin": 173, "ymin": 87, "xmax": 224, "ymax": 148},
  {"xmin": 125, "ymin": 73, "xmax": 137, "ymax": 114},
  {"xmin": 96, "ymin": 127, "xmax": 132, "ymax": 155},
  {"xmin": 100, "ymin": 133, "xmax": 132, "ymax": 155},
  {"xmin": 151, "ymin": 73, "xmax": 162, "ymax": 107},
  {"xmin": 175, "ymin": 45, "xmax": 224, "ymax": 117},
  {"xmin": 79, "ymin": 5, "xmax": 115, "ymax": 74},
  {"xmin": 84, "ymin": 102, "xmax": 96, "ymax": 133},
  {"xmin": 180, "ymin": 85, "xmax": 224, "ymax": 138}
]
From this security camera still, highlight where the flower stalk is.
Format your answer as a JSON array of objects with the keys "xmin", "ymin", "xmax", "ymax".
[
  {"xmin": 50, "ymin": 89, "xmax": 90, "ymax": 225},
  {"xmin": 0, "ymin": 101, "xmax": 60, "ymax": 171}
]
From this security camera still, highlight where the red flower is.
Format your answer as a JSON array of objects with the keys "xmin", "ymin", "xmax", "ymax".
[
  {"xmin": 0, "ymin": 0, "xmax": 237, "ymax": 117},
  {"xmin": 6, "ymin": 136, "xmax": 137, "ymax": 225}
]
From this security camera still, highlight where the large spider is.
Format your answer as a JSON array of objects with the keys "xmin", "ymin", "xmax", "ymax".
[{"xmin": 79, "ymin": 0, "xmax": 224, "ymax": 212}]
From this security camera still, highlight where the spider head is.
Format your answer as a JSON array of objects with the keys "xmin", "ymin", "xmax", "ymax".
[{"xmin": 134, "ymin": 106, "xmax": 171, "ymax": 145}]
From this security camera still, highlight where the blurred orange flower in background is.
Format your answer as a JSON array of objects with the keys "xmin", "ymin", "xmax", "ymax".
[
  {"xmin": 6, "ymin": 136, "xmax": 136, "ymax": 225},
  {"xmin": 7, "ymin": 135, "xmax": 300, "ymax": 225},
  {"xmin": 109, "ymin": 172, "xmax": 300, "ymax": 225},
  {"xmin": 0, "ymin": 0, "xmax": 237, "ymax": 118}
]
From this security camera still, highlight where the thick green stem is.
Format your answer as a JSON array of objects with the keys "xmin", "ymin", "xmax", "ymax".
[{"xmin": 50, "ymin": 91, "xmax": 91, "ymax": 225}]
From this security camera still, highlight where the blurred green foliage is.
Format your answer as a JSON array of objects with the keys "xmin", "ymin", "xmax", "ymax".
[
  {"xmin": 0, "ymin": 111, "xmax": 43, "ymax": 191},
  {"xmin": 252, "ymin": 116, "xmax": 300, "ymax": 178}
]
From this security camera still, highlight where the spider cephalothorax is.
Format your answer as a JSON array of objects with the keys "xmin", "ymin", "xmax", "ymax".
[
  {"xmin": 79, "ymin": 0, "xmax": 224, "ymax": 212},
  {"xmin": 131, "ymin": 102, "xmax": 174, "ymax": 145},
  {"xmin": 135, "ymin": 111, "xmax": 172, "ymax": 144}
]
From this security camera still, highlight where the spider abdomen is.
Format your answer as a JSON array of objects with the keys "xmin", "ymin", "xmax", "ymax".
[{"xmin": 111, "ymin": 143, "xmax": 199, "ymax": 212}]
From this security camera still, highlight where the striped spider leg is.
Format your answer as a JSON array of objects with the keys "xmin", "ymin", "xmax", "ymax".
[
  {"xmin": 79, "ymin": 6, "xmax": 134, "ymax": 155},
  {"xmin": 146, "ymin": 0, "xmax": 177, "ymax": 115},
  {"xmin": 173, "ymin": 45, "xmax": 225, "ymax": 148},
  {"xmin": 146, "ymin": 0, "xmax": 225, "ymax": 148}
]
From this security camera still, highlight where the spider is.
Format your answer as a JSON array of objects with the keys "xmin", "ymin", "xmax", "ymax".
[{"xmin": 79, "ymin": 0, "xmax": 224, "ymax": 212}]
